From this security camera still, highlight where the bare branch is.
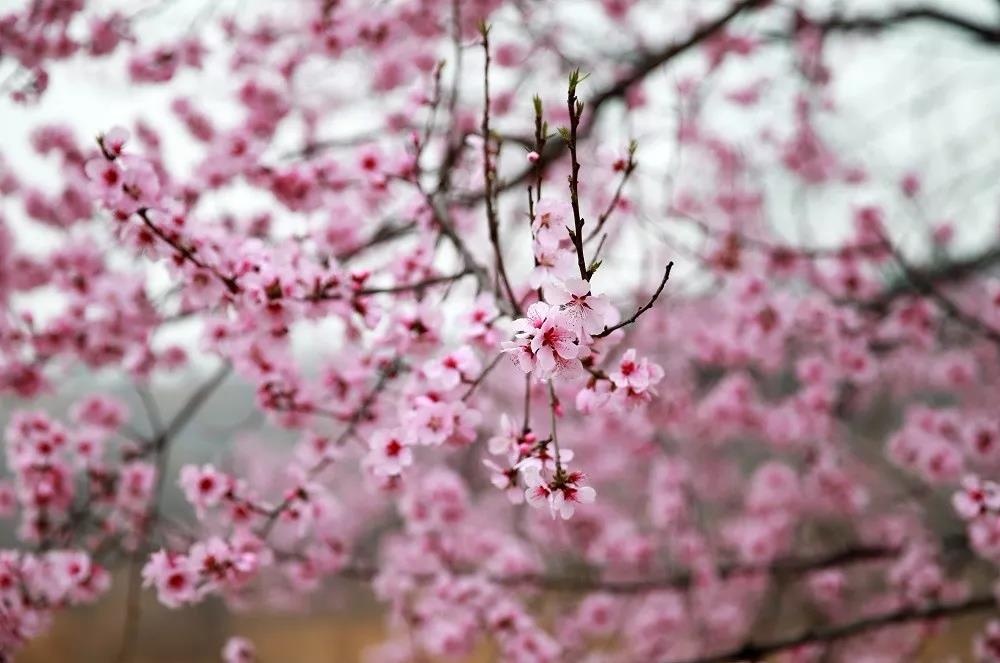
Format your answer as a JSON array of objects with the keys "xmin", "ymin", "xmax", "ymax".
[
  {"xmin": 461, "ymin": 0, "xmax": 768, "ymax": 205},
  {"xmin": 674, "ymin": 593, "xmax": 995, "ymax": 663},
  {"xmin": 812, "ymin": 7, "xmax": 1000, "ymax": 44},
  {"xmin": 480, "ymin": 24, "xmax": 521, "ymax": 315},
  {"xmin": 594, "ymin": 261, "xmax": 673, "ymax": 338}
]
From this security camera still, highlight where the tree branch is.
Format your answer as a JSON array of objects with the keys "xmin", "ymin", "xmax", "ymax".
[
  {"xmin": 865, "ymin": 243, "xmax": 1000, "ymax": 310},
  {"xmin": 813, "ymin": 7, "xmax": 1000, "ymax": 44},
  {"xmin": 460, "ymin": 0, "xmax": 768, "ymax": 205},
  {"xmin": 594, "ymin": 261, "xmax": 673, "ymax": 338},
  {"xmin": 480, "ymin": 24, "xmax": 521, "ymax": 315},
  {"xmin": 883, "ymin": 238, "xmax": 1000, "ymax": 350},
  {"xmin": 673, "ymin": 593, "xmax": 995, "ymax": 663},
  {"xmin": 566, "ymin": 69, "xmax": 589, "ymax": 281}
]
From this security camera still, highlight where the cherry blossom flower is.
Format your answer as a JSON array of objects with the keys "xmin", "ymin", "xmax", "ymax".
[
  {"xmin": 518, "ymin": 458, "xmax": 596, "ymax": 520},
  {"xmin": 222, "ymin": 637, "xmax": 256, "ymax": 663},
  {"xmin": 609, "ymin": 348, "xmax": 665, "ymax": 408},
  {"xmin": 532, "ymin": 198, "xmax": 570, "ymax": 248},
  {"xmin": 366, "ymin": 429, "xmax": 414, "ymax": 477},
  {"xmin": 179, "ymin": 464, "xmax": 230, "ymax": 518},
  {"xmin": 544, "ymin": 278, "xmax": 617, "ymax": 338},
  {"xmin": 222, "ymin": 636, "xmax": 257, "ymax": 663},
  {"xmin": 423, "ymin": 346, "xmax": 481, "ymax": 390},
  {"xmin": 483, "ymin": 459, "xmax": 523, "ymax": 504},
  {"xmin": 4, "ymin": 3, "xmax": 1000, "ymax": 661},
  {"xmin": 141, "ymin": 551, "xmax": 198, "ymax": 608},
  {"xmin": 504, "ymin": 302, "xmax": 580, "ymax": 379},
  {"xmin": 954, "ymin": 475, "xmax": 1000, "ymax": 521},
  {"xmin": 529, "ymin": 246, "xmax": 576, "ymax": 289}
]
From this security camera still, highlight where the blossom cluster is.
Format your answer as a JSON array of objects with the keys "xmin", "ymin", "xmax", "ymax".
[{"xmin": 2, "ymin": 0, "xmax": 1000, "ymax": 661}]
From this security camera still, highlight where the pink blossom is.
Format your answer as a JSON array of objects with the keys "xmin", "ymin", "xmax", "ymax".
[
  {"xmin": 504, "ymin": 302, "xmax": 580, "ymax": 379},
  {"xmin": 142, "ymin": 550, "xmax": 198, "ymax": 608},
  {"xmin": 609, "ymin": 348, "xmax": 664, "ymax": 392},
  {"xmin": 544, "ymin": 278, "xmax": 617, "ymax": 338},
  {"xmin": 179, "ymin": 464, "xmax": 230, "ymax": 517},
  {"xmin": 366, "ymin": 429, "xmax": 414, "ymax": 477},
  {"xmin": 954, "ymin": 475, "xmax": 1000, "ymax": 521},
  {"xmin": 532, "ymin": 198, "xmax": 570, "ymax": 248},
  {"xmin": 483, "ymin": 459, "xmax": 523, "ymax": 504},
  {"xmin": 423, "ymin": 346, "xmax": 481, "ymax": 390},
  {"xmin": 223, "ymin": 637, "xmax": 256, "ymax": 663},
  {"xmin": 519, "ymin": 458, "xmax": 596, "ymax": 520},
  {"xmin": 529, "ymin": 246, "xmax": 576, "ymax": 289}
]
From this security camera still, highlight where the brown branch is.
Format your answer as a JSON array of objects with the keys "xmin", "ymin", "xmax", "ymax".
[
  {"xmin": 334, "ymin": 221, "xmax": 417, "ymax": 262},
  {"xmin": 594, "ymin": 261, "xmax": 673, "ymax": 338},
  {"xmin": 676, "ymin": 211, "xmax": 883, "ymax": 260},
  {"xmin": 531, "ymin": 95, "xmax": 547, "ymax": 202},
  {"xmin": 137, "ymin": 209, "xmax": 241, "ymax": 295},
  {"xmin": 547, "ymin": 381, "xmax": 564, "ymax": 475},
  {"xmin": 160, "ymin": 363, "xmax": 231, "ymax": 444},
  {"xmin": 812, "ymin": 7, "xmax": 1000, "ymax": 44},
  {"xmin": 565, "ymin": 69, "xmax": 589, "ymax": 281},
  {"xmin": 355, "ymin": 270, "xmax": 474, "ymax": 297},
  {"xmin": 883, "ymin": 238, "xmax": 1000, "ymax": 350},
  {"xmin": 333, "ymin": 538, "xmax": 963, "ymax": 595},
  {"xmin": 114, "ymin": 559, "xmax": 144, "ymax": 663},
  {"xmin": 585, "ymin": 140, "xmax": 636, "ymax": 244},
  {"xmin": 865, "ymin": 243, "xmax": 1000, "ymax": 310},
  {"xmin": 674, "ymin": 593, "xmax": 995, "ymax": 663},
  {"xmin": 480, "ymin": 24, "xmax": 521, "ymax": 315},
  {"xmin": 461, "ymin": 352, "xmax": 504, "ymax": 400},
  {"xmin": 460, "ymin": 0, "xmax": 768, "ymax": 205},
  {"xmin": 117, "ymin": 362, "xmax": 229, "ymax": 662},
  {"xmin": 259, "ymin": 358, "xmax": 403, "ymax": 536},
  {"xmin": 420, "ymin": 186, "xmax": 493, "ymax": 299},
  {"xmin": 462, "ymin": 2, "xmax": 998, "ymax": 209}
]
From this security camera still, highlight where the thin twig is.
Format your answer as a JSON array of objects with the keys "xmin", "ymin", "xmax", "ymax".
[
  {"xmin": 332, "ymin": 537, "xmax": 964, "ymax": 594},
  {"xmin": 812, "ymin": 7, "xmax": 1000, "ymax": 44},
  {"xmin": 594, "ymin": 261, "xmax": 673, "ymax": 338},
  {"xmin": 883, "ymin": 237, "xmax": 1000, "ymax": 350},
  {"xmin": 459, "ymin": 0, "xmax": 769, "ymax": 205},
  {"xmin": 357, "ymin": 270, "xmax": 474, "ymax": 297},
  {"xmin": 547, "ymin": 382, "xmax": 563, "ymax": 475},
  {"xmin": 461, "ymin": 352, "xmax": 504, "ymax": 400},
  {"xmin": 137, "ymin": 209, "xmax": 240, "ymax": 295},
  {"xmin": 480, "ymin": 24, "xmax": 521, "ymax": 315},
  {"xmin": 565, "ymin": 69, "xmax": 589, "ymax": 281},
  {"xmin": 259, "ymin": 359, "xmax": 402, "ymax": 536},
  {"xmin": 162, "ymin": 363, "xmax": 231, "ymax": 443},
  {"xmin": 585, "ymin": 140, "xmax": 637, "ymax": 243}
]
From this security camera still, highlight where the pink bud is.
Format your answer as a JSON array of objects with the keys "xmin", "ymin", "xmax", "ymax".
[{"xmin": 527, "ymin": 151, "xmax": 540, "ymax": 163}]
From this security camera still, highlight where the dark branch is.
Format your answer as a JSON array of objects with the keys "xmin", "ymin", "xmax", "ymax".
[
  {"xmin": 461, "ymin": 0, "xmax": 768, "ymax": 205},
  {"xmin": 137, "ymin": 209, "xmax": 241, "ymax": 295},
  {"xmin": 866, "ymin": 243, "xmax": 1000, "ymax": 310},
  {"xmin": 884, "ymin": 238, "xmax": 1000, "ymax": 349},
  {"xmin": 356, "ymin": 270, "xmax": 474, "ymax": 297},
  {"xmin": 594, "ymin": 261, "xmax": 673, "ymax": 338},
  {"xmin": 674, "ymin": 593, "xmax": 995, "ymax": 663},
  {"xmin": 161, "ymin": 363, "xmax": 231, "ymax": 444},
  {"xmin": 813, "ymin": 7, "xmax": 1000, "ymax": 44},
  {"xmin": 566, "ymin": 69, "xmax": 589, "ymax": 281},
  {"xmin": 480, "ymin": 24, "xmax": 521, "ymax": 315},
  {"xmin": 334, "ymin": 536, "xmax": 967, "ymax": 595}
]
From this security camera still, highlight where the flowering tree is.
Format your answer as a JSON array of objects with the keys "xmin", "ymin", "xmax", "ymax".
[{"xmin": 3, "ymin": 0, "xmax": 1000, "ymax": 661}]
